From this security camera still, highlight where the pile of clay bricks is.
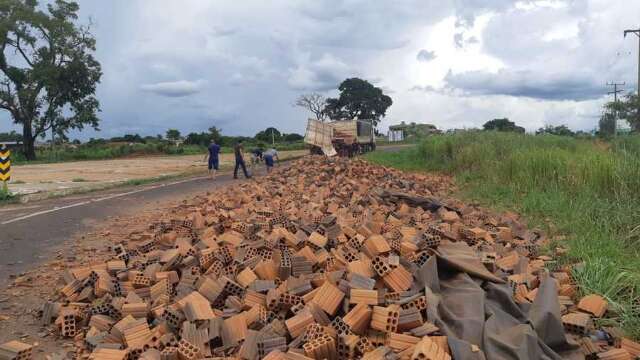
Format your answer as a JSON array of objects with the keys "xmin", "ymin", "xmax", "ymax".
[{"xmin": 4, "ymin": 156, "xmax": 638, "ymax": 359}]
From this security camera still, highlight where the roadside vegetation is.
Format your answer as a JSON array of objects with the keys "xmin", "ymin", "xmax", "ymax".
[
  {"xmin": 366, "ymin": 131, "xmax": 640, "ymax": 338},
  {"xmin": 4, "ymin": 127, "xmax": 306, "ymax": 165},
  {"xmin": 0, "ymin": 183, "xmax": 17, "ymax": 204}
]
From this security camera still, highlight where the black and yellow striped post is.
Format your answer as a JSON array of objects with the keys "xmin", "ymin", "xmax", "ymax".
[{"xmin": 0, "ymin": 145, "xmax": 10, "ymax": 190}]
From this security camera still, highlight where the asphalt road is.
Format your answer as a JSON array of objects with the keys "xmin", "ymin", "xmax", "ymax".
[
  {"xmin": 0, "ymin": 170, "xmax": 254, "ymax": 286},
  {"xmin": 0, "ymin": 146, "xmax": 410, "ymax": 287}
]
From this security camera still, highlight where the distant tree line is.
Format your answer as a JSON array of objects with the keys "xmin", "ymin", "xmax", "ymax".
[
  {"xmin": 481, "ymin": 118, "xmax": 588, "ymax": 137},
  {"xmin": 3, "ymin": 125, "xmax": 305, "ymax": 148}
]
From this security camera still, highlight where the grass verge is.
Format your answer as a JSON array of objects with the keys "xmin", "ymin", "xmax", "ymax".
[
  {"xmin": 366, "ymin": 132, "xmax": 640, "ymax": 338},
  {"xmin": 0, "ymin": 183, "xmax": 19, "ymax": 205}
]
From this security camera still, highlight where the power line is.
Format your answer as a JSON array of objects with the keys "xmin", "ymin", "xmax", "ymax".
[
  {"xmin": 623, "ymin": 28, "xmax": 640, "ymax": 97},
  {"xmin": 607, "ymin": 81, "xmax": 625, "ymax": 102}
]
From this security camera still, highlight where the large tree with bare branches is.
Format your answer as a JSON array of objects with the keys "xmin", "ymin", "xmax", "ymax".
[
  {"xmin": 0, "ymin": 0, "xmax": 101, "ymax": 160},
  {"xmin": 295, "ymin": 92, "xmax": 327, "ymax": 121}
]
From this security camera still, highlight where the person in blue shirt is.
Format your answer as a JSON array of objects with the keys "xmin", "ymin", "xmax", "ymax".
[{"xmin": 203, "ymin": 139, "xmax": 221, "ymax": 179}]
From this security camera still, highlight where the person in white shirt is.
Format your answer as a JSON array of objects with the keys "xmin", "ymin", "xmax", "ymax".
[{"xmin": 263, "ymin": 148, "xmax": 279, "ymax": 173}]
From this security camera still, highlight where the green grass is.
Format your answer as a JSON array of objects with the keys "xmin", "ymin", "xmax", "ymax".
[
  {"xmin": 366, "ymin": 132, "xmax": 640, "ymax": 338},
  {"xmin": 0, "ymin": 182, "xmax": 17, "ymax": 204},
  {"xmin": 72, "ymin": 178, "xmax": 88, "ymax": 182}
]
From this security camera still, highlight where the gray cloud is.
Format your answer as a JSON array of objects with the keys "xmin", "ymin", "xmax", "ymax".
[
  {"xmin": 140, "ymin": 80, "xmax": 205, "ymax": 97},
  {"xmin": 409, "ymin": 85, "xmax": 437, "ymax": 92},
  {"xmin": 3, "ymin": 0, "xmax": 639, "ymax": 139},
  {"xmin": 417, "ymin": 50, "xmax": 436, "ymax": 62},
  {"xmin": 453, "ymin": 0, "xmax": 514, "ymax": 28},
  {"xmin": 287, "ymin": 54, "xmax": 353, "ymax": 91},
  {"xmin": 454, "ymin": 33, "xmax": 464, "ymax": 48},
  {"xmin": 444, "ymin": 69, "xmax": 604, "ymax": 101}
]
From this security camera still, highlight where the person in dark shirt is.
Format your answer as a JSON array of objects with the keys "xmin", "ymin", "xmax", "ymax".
[
  {"xmin": 251, "ymin": 147, "xmax": 263, "ymax": 165},
  {"xmin": 203, "ymin": 139, "xmax": 221, "ymax": 179},
  {"xmin": 233, "ymin": 140, "xmax": 251, "ymax": 179}
]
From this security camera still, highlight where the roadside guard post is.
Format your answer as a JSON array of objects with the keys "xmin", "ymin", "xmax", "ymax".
[{"xmin": 0, "ymin": 144, "xmax": 10, "ymax": 190}]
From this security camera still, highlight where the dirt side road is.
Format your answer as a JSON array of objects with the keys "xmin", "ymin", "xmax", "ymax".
[{"xmin": 7, "ymin": 150, "xmax": 306, "ymax": 197}]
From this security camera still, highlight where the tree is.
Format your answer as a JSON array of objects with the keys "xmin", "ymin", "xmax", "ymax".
[
  {"xmin": 604, "ymin": 92, "xmax": 640, "ymax": 131},
  {"xmin": 0, "ymin": 0, "xmax": 102, "ymax": 160},
  {"xmin": 295, "ymin": 93, "xmax": 327, "ymax": 121},
  {"xmin": 535, "ymin": 125, "xmax": 574, "ymax": 136},
  {"xmin": 324, "ymin": 78, "xmax": 392, "ymax": 127},
  {"xmin": 598, "ymin": 112, "xmax": 616, "ymax": 137},
  {"xmin": 483, "ymin": 118, "xmax": 525, "ymax": 133},
  {"xmin": 165, "ymin": 129, "xmax": 181, "ymax": 141},
  {"xmin": 122, "ymin": 134, "xmax": 143, "ymax": 143},
  {"xmin": 208, "ymin": 126, "xmax": 221, "ymax": 144},
  {"xmin": 282, "ymin": 133, "xmax": 303, "ymax": 142},
  {"xmin": 255, "ymin": 127, "xmax": 281, "ymax": 143},
  {"xmin": 184, "ymin": 132, "xmax": 210, "ymax": 146}
]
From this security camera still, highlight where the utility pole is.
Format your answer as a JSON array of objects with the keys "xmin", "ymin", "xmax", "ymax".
[
  {"xmin": 607, "ymin": 82, "xmax": 625, "ymax": 136},
  {"xmin": 607, "ymin": 81, "xmax": 625, "ymax": 102},
  {"xmin": 271, "ymin": 128, "xmax": 275, "ymax": 146},
  {"xmin": 624, "ymin": 28, "xmax": 640, "ymax": 97}
]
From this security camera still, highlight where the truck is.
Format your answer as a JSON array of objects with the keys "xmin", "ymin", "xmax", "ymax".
[{"xmin": 304, "ymin": 119, "xmax": 376, "ymax": 157}]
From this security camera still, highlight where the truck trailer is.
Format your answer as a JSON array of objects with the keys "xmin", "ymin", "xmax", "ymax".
[{"xmin": 304, "ymin": 119, "xmax": 375, "ymax": 157}]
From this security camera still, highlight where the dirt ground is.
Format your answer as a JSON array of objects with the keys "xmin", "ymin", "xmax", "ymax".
[{"xmin": 7, "ymin": 150, "xmax": 306, "ymax": 198}]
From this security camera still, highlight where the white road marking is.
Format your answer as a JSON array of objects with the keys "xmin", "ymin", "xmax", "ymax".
[{"xmin": 1, "ymin": 176, "xmax": 210, "ymax": 225}]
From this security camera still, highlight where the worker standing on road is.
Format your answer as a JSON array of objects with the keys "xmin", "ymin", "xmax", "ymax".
[
  {"xmin": 203, "ymin": 139, "xmax": 220, "ymax": 179},
  {"xmin": 233, "ymin": 140, "xmax": 251, "ymax": 179},
  {"xmin": 264, "ymin": 147, "xmax": 279, "ymax": 173}
]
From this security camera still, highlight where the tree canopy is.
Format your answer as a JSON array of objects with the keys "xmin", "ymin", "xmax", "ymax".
[
  {"xmin": 165, "ymin": 129, "xmax": 181, "ymax": 141},
  {"xmin": 0, "ymin": 0, "xmax": 102, "ymax": 159},
  {"xmin": 110, "ymin": 134, "xmax": 143, "ymax": 143},
  {"xmin": 324, "ymin": 78, "xmax": 392, "ymax": 127},
  {"xmin": 535, "ymin": 125, "xmax": 574, "ymax": 136},
  {"xmin": 254, "ymin": 127, "xmax": 281, "ymax": 143},
  {"xmin": 603, "ymin": 92, "xmax": 640, "ymax": 131},
  {"xmin": 598, "ymin": 112, "xmax": 616, "ymax": 137},
  {"xmin": 483, "ymin": 118, "xmax": 525, "ymax": 133},
  {"xmin": 282, "ymin": 133, "xmax": 303, "ymax": 142},
  {"xmin": 295, "ymin": 93, "xmax": 327, "ymax": 121},
  {"xmin": 183, "ymin": 127, "xmax": 220, "ymax": 147}
]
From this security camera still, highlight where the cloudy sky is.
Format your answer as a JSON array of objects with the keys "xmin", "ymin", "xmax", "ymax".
[{"xmin": 2, "ymin": 0, "xmax": 640, "ymax": 139}]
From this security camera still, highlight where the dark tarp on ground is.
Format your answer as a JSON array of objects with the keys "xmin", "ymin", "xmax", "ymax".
[{"xmin": 417, "ymin": 241, "xmax": 583, "ymax": 360}]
